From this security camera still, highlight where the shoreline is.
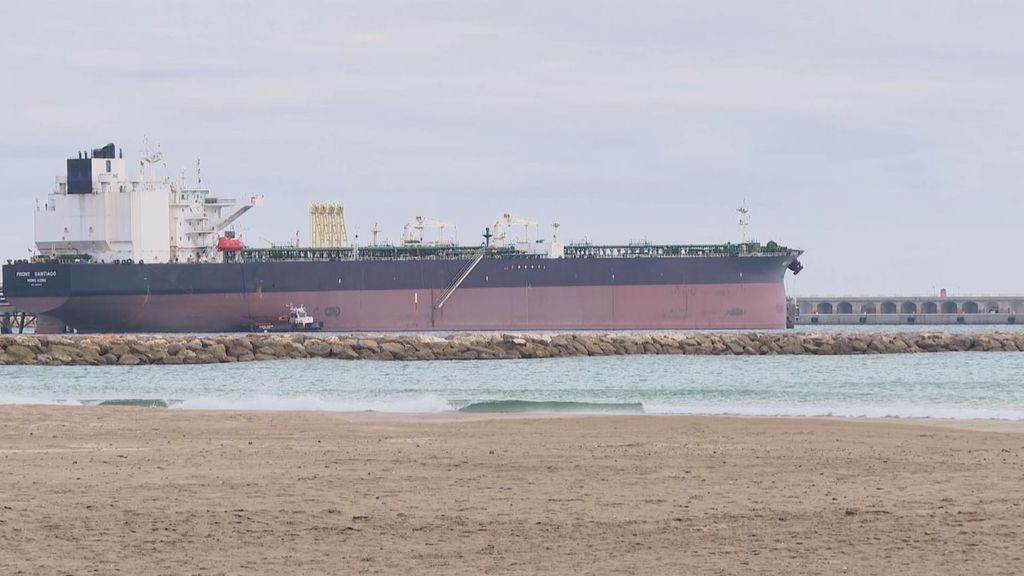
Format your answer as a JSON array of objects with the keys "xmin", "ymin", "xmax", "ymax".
[
  {"xmin": 2, "ymin": 403, "xmax": 1024, "ymax": 431},
  {"xmin": 4, "ymin": 397, "xmax": 1024, "ymax": 424},
  {"xmin": 3, "ymin": 330, "xmax": 1024, "ymax": 365},
  {"xmin": 2, "ymin": 405, "xmax": 1022, "ymax": 574}
]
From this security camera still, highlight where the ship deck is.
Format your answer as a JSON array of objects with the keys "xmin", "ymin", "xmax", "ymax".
[{"xmin": 231, "ymin": 241, "xmax": 798, "ymax": 263}]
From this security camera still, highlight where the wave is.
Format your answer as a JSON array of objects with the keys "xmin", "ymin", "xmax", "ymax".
[
  {"xmin": 171, "ymin": 395, "xmax": 454, "ymax": 413},
  {"xmin": 458, "ymin": 400, "xmax": 644, "ymax": 414},
  {"xmin": 1, "ymin": 394, "xmax": 1023, "ymax": 420},
  {"xmin": 95, "ymin": 399, "xmax": 171, "ymax": 408},
  {"xmin": 642, "ymin": 403, "xmax": 1024, "ymax": 420},
  {"xmin": 0, "ymin": 395, "xmax": 83, "ymax": 406}
]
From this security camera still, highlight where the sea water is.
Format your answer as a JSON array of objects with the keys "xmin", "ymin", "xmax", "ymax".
[{"xmin": 2, "ymin": 352, "xmax": 1024, "ymax": 419}]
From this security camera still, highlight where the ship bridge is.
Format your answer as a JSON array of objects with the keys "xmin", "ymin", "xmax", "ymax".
[{"xmin": 34, "ymin": 143, "xmax": 260, "ymax": 264}]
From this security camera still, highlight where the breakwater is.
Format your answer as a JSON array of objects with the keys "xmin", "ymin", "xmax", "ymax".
[{"xmin": 1, "ymin": 331, "xmax": 1023, "ymax": 365}]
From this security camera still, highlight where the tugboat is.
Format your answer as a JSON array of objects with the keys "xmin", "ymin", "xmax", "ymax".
[{"xmin": 252, "ymin": 305, "xmax": 324, "ymax": 333}]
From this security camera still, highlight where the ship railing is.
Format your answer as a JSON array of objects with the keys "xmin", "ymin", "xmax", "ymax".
[
  {"xmin": 561, "ymin": 243, "xmax": 796, "ymax": 259},
  {"xmin": 232, "ymin": 244, "xmax": 798, "ymax": 263}
]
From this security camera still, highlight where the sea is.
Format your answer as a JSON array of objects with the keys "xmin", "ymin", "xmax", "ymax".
[{"xmin": 2, "ymin": 325, "xmax": 1024, "ymax": 420}]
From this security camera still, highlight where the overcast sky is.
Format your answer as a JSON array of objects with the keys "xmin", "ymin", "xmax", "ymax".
[{"xmin": 1, "ymin": 1, "xmax": 1021, "ymax": 296}]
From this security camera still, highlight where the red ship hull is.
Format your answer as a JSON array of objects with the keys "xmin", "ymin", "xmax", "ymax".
[{"xmin": 20, "ymin": 282, "xmax": 786, "ymax": 333}]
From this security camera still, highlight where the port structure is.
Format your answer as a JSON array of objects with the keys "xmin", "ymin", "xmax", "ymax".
[
  {"xmin": 309, "ymin": 203, "xmax": 349, "ymax": 248},
  {"xmin": 794, "ymin": 295, "xmax": 1024, "ymax": 325},
  {"xmin": 0, "ymin": 285, "xmax": 36, "ymax": 334}
]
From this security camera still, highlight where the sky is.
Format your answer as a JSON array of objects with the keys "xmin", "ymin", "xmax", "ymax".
[{"xmin": 1, "ymin": 0, "xmax": 1022, "ymax": 297}]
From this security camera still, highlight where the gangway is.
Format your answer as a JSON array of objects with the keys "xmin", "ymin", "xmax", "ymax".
[{"xmin": 434, "ymin": 252, "xmax": 485, "ymax": 310}]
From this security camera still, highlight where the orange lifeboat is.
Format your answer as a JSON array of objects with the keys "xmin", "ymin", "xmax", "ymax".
[{"xmin": 217, "ymin": 236, "xmax": 245, "ymax": 251}]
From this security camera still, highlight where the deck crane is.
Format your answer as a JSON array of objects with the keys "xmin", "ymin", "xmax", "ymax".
[
  {"xmin": 402, "ymin": 216, "xmax": 456, "ymax": 246},
  {"xmin": 212, "ymin": 195, "xmax": 264, "ymax": 233},
  {"xmin": 491, "ymin": 213, "xmax": 540, "ymax": 248}
]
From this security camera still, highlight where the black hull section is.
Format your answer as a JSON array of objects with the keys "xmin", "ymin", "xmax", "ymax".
[{"xmin": 4, "ymin": 255, "xmax": 794, "ymax": 297}]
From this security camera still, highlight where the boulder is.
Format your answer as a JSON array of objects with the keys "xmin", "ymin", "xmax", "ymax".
[
  {"xmin": 108, "ymin": 344, "xmax": 131, "ymax": 358},
  {"xmin": 330, "ymin": 344, "xmax": 360, "ymax": 360},
  {"xmin": 5, "ymin": 344, "xmax": 35, "ymax": 363},
  {"xmin": 356, "ymin": 339, "xmax": 381, "ymax": 353},
  {"xmin": 117, "ymin": 353, "xmax": 142, "ymax": 366},
  {"xmin": 206, "ymin": 343, "xmax": 229, "ymax": 362},
  {"xmin": 380, "ymin": 341, "xmax": 408, "ymax": 357},
  {"xmin": 303, "ymin": 339, "xmax": 332, "ymax": 357}
]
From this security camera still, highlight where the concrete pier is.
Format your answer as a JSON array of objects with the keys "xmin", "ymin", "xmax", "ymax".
[
  {"xmin": 1, "ymin": 331, "xmax": 1023, "ymax": 365},
  {"xmin": 794, "ymin": 295, "xmax": 1023, "ymax": 326}
]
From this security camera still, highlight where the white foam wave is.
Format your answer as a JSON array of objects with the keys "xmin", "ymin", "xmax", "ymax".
[
  {"xmin": 0, "ymin": 396, "xmax": 83, "ymax": 406},
  {"xmin": 171, "ymin": 395, "xmax": 455, "ymax": 413},
  {"xmin": 642, "ymin": 403, "xmax": 1024, "ymax": 420},
  {"xmin": 3, "ymin": 393, "xmax": 1023, "ymax": 420}
]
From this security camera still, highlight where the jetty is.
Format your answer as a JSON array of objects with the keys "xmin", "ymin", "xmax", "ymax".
[
  {"xmin": 1, "ymin": 331, "xmax": 1023, "ymax": 365},
  {"xmin": 794, "ymin": 295, "xmax": 1023, "ymax": 326},
  {"xmin": 0, "ymin": 286, "xmax": 35, "ymax": 335}
]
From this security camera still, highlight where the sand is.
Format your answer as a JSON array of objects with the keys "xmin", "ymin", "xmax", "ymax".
[{"xmin": 1, "ymin": 408, "xmax": 1022, "ymax": 575}]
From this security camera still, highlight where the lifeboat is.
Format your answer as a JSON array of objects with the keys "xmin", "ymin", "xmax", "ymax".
[{"xmin": 217, "ymin": 236, "xmax": 245, "ymax": 251}]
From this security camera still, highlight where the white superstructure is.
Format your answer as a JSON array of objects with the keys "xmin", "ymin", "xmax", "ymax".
[{"xmin": 35, "ymin": 143, "xmax": 260, "ymax": 263}]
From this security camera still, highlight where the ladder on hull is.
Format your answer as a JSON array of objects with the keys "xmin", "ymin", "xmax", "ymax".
[{"xmin": 434, "ymin": 251, "xmax": 485, "ymax": 310}]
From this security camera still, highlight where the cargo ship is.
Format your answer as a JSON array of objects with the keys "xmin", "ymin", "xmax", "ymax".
[{"xmin": 1, "ymin": 144, "xmax": 803, "ymax": 333}]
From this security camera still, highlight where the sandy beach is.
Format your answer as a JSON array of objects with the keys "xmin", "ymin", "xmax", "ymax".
[{"xmin": 1, "ymin": 408, "xmax": 1022, "ymax": 575}]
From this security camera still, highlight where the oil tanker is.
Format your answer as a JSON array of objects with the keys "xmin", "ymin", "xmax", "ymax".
[{"xmin": 1, "ymin": 144, "xmax": 803, "ymax": 333}]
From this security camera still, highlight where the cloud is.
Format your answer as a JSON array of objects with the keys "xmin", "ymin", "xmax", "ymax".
[{"xmin": 1, "ymin": 1, "xmax": 1023, "ymax": 295}]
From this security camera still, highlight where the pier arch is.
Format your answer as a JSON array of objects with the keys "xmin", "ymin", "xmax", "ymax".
[
  {"xmin": 881, "ymin": 302, "xmax": 897, "ymax": 314},
  {"xmin": 816, "ymin": 302, "xmax": 834, "ymax": 314},
  {"xmin": 962, "ymin": 301, "xmax": 980, "ymax": 314},
  {"xmin": 921, "ymin": 302, "xmax": 938, "ymax": 314},
  {"xmin": 900, "ymin": 302, "xmax": 918, "ymax": 314},
  {"xmin": 860, "ymin": 303, "xmax": 877, "ymax": 314},
  {"xmin": 941, "ymin": 301, "xmax": 958, "ymax": 314},
  {"xmin": 837, "ymin": 302, "xmax": 854, "ymax": 314},
  {"xmin": 987, "ymin": 302, "xmax": 1001, "ymax": 313}
]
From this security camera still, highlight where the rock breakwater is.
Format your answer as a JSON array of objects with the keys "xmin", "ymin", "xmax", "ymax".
[{"xmin": 1, "ymin": 331, "xmax": 1022, "ymax": 365}]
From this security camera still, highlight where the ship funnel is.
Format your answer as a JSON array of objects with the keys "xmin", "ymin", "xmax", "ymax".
[{"xmin": 92, "ymin": 143, "xmax": 117, "ymax": 159}]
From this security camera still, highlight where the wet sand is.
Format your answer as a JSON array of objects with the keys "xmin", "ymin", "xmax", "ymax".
[{"xmin": 1, "ymin": 407, "xmax": 1022, "ymax": 575}]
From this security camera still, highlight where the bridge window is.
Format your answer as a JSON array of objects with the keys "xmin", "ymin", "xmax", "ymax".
[
  {"xmin": 837, "ymin": 302, "xmax": 853, "ymax": 314},
  {"xmin": 816, "ymin": 302, "xmax": 834, "ymax": 314},
  {"xmin": 921, "ymin": 302, "xmax": 938, "ymax": 314},
  {"xmin": 962, "ymin": 301, "xmax": 980, "ymax": 314}
]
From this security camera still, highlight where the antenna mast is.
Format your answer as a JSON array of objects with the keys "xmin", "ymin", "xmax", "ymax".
[
  {"xmin": 737, "ymin": 201, "xmax": 750, "ymax": 244},
  {"xmin": 140, "ymin": 140, "xmax": 164, "ymax": 188}
]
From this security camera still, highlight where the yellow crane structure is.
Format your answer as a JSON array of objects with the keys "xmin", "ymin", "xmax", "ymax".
[{"xmin": 309, "ymin": 202, "xmax": 349, "ymax": 248}]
